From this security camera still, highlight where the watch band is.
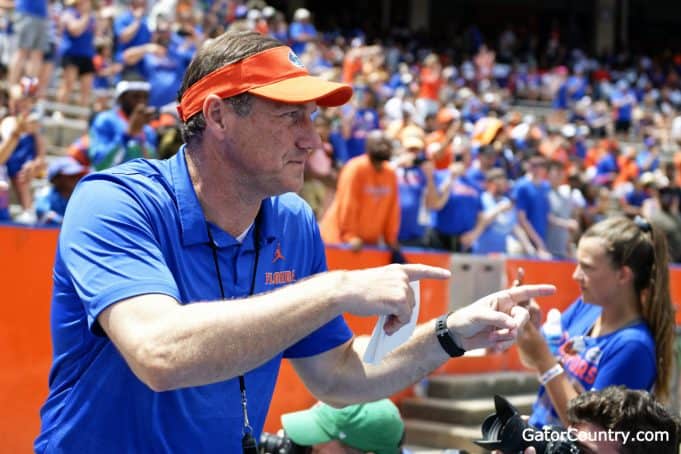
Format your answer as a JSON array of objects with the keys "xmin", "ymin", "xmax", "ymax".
[{"xmin": 435, "ymin": 312, "xmax": 465, "ymax": 357}]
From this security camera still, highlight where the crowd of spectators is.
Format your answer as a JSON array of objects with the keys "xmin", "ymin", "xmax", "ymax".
[{"xmin": 0, "ymin": 0, "xmax": 679, "ymax": 262}]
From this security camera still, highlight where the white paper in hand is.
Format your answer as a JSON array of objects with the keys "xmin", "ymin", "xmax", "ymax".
[{"xmin": 363, "ymin": 281, "xmax": 420, "ymax": 364}]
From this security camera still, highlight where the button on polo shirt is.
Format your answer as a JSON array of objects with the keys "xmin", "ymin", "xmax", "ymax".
[{"xmin": 36, "ymin": 147, "xmax": 352, "ymax": 453}]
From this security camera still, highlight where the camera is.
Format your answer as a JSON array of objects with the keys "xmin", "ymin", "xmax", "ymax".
[
  {"xmin": 258, "ymin": 432, "xmax": 310, "ymax": 454},
  {"xmin": 475, "ymin": 395, "xmax": 580, "ymax": 454}
]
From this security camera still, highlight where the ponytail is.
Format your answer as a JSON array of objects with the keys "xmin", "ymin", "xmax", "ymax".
[{"xmin": 643, "ymin": 223, "xmax": 674, "ymax": 402}]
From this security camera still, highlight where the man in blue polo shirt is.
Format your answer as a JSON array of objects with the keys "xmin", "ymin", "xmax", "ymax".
[{"xmin": 36, "ymin": 30, "xmax": 555, "ymax": 453}]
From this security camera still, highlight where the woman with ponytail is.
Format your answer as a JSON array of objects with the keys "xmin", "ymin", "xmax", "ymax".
[{"xmin": 516, "ymin": 215, "xmax": 675, "ymax": 428}]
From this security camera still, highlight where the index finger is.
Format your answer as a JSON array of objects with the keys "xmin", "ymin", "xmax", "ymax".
[
  {"xmin": 400, "ymin": 264, "xmax": 451, "ymax": 281},
  {"xmin": 495, "ymin": 284, "xmax": 556, "ymax": 312},
  {"xmin": 506, "ymin": 284, "xmax": 556, "ymax": 304}
]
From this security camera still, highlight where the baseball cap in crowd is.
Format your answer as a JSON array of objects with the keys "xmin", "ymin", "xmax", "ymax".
[
  {"xmin": 403, "ymin": 136, "xmax": 424, "ymax": 150},
  {"xmin": 48, "ymin": 157, "xmax": 88, "ymax": 182},
  {"xmin": 293, "ymin": 8, "xmax": 311, "ymax": 21},
  {"xmin": 281, "ymin": 400, "xmax": 404, "ymax": 454},
  {"xmin": 177, "ymin": 45, "xmax": 352, "ymax": 122},
  {"xmin": 262, "ymin": 6, "xmax": 276, "ymax": 18},
  {"xmin": 436, "ymin": 107, "xmax": 460, "ymax": 124},
  {"xmin": 115, "ymin": 80, "xmax": 151, "ymax": 99}
]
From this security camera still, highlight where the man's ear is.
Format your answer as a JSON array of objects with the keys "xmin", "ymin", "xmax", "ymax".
[{"xmin": 202, "ymin": 94, "xmax": 228, "ymax": 139}]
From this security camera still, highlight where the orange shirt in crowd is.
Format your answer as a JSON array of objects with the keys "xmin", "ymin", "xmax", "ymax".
[
  {"xmin": 320, "ymin": 154, "xmax": 400, "ymax": 246},
  {"xmin": 342, "ymin": 54, "xmax": 362, "ymax": 84},
  {"xmin": 425, "ymin": 130, "xmax": 453, "ymax": 170},
  {"xmin": 614, "ymin": 154, "xmax": 639, "ymax": 187},
  {"xmin": 417, "ymin": 67, "xmax": 442, "ymax": 101}
]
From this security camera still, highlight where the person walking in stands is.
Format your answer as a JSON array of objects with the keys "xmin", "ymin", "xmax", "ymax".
[
  {"xmin": 122, "ymin": 17, "xmax": 196, "ymax": 109},
  {"xmin": 394, "ymin": 135, "xmax": 439, "ymax": 249},
  {"xmin": 517, "ymin": 216, "xmax": 675, "ymax": 428},
  {"xmin": 428, "ymin": 160, "xmax": 482, "ymax": 252},
  {"xmin": 512, "ymin": 153, "xmax": 552, "ymax": 258},
  {"xmin": 288, "ymin": 8, "xmax": 316, "ymax": 55},
  {"xmin": 36, "ymin": 30, "xmax": 554, "ymax": 453},
  {"xmin": 6, "ymin": 0, "xmax": 48, "ymax": 88},
  {"xmin": 320, "ymin": 129, "xmax": 400, "ymax": 252},
  {"xmin": 465, "ymin": 168, "xmax": 535, "ymax": 255},
  {"xmin": 88, "ymin": 78, "xmax": 157, "ymax": 170},
  {"xmin": 57, "ymin": 0, "xmax": 96, "ymax": 107},
  {"xmin": 113, "ymin": 0, "xmax": 151, "ymax": 76}
]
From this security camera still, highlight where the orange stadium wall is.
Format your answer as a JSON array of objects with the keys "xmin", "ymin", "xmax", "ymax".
[{"xmin": 1, "ymin": 226, "xmax": 681, "ymax": 449}]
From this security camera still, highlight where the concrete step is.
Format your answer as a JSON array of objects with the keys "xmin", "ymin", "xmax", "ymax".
[
  {"xmin": 42, "ymin": 117, "xmax": 88, "ymax": 148},
  {"xmin": 41, "ymin": 100, "xmax": 91, "ymax": 120},
  {"xmin": 401, "ymin": 394, "xmax": 536, "ymax": 426},
  {"xmin": 426, "ymin": 372, "xmax": 539, "ymax": 399},
  {"xmin": 404, "ymin": 418, "xmax": 484, "ymax": 453}
]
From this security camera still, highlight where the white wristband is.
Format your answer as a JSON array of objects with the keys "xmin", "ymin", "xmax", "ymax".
[{"xmin": 539, "ymin": 363, "xmax": 564, "ymax": 385}]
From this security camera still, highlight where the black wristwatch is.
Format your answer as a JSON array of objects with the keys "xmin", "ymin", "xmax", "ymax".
[{"xmin": 435, "ymin": 312, "xmax": 466, "ymax": 357}]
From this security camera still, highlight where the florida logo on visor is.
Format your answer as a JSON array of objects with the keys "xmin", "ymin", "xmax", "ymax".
[{"xmin": 288, "ymin": 51, "xmax": 304, "ymax": 68}]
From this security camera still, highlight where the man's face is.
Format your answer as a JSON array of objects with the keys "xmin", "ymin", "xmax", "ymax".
[
  {"xmin": 119, "ymin": 90, "xmax": 149, "ymax": 116},
  {"xmin": 530, "ymin": 161, "xmax": 548, "ymax": 179},
  {"xmin": 548, "ymin": 166, "xmax": 565, "ymax": 187},
  {"xmin": 570, "ymin": 422, "xmax": 622, "ymax": 454},
  {"xmin": 220, "ymin": 97, "xmax": 321, "ymax": 196},
  {"xmin": 489, "ymin": 176, "xmax": 508, "ymax": 195},
  {"xmin": 366, "ymin": 133, "xmax": 392, "ymax": 162},
  {"xmin": 53, "ymin": 173, "xmax": 85, "ymax": 198}
]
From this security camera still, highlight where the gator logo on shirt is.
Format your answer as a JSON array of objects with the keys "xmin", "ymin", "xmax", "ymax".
[{"xmin": 265, "ymin": 270, "xmax": 296, "ymax": 285}]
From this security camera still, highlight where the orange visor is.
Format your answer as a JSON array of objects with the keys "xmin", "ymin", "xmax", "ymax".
[{"xmin": 177, "ymin": 46, "xmax": 353, "ymax": 122}]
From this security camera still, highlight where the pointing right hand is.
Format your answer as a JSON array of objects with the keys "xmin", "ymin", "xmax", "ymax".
[{"xmin": 338, "ymin": 264, "xmax": 451, "ymax": 335}]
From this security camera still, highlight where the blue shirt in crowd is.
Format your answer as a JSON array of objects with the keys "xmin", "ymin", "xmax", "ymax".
[
  {"xmin": 432, "ymin": 171, "xmax": 481, "ymax": 235},
  {"xmin": 60, "ymin": 8, "xmax": 95, "ymax": 58},
  {"xmin": 396, "ymin": 166, "xmax": 428, "ymax": 242},
  {"xmin": 113, "ymin": 11, "xmax": 151, "ymax": 63},
  {"xmin": 35, "ymin": 148, "xmax": 353, "ymax": 453},
  {"xmin": 512, "ymin": 177, "xmax": 550, "ymax": 241},
  {"xmin": 529, "ymin": 298, "xmax": 655, "ymax": 428},
  {"xmin": 88, "ymin": 109, "xmax": 158, "ymax": 170},
  {"xmin": 15, "ymin": 0, "xmax": 47, "ymax": 17},
  {"xmin": 289, "ymin": 21, "xmax": 317, "ymax": 55},
  {"xmin": 140, "ymin": 33, "xmax": 195, "ymax": 107},
  {"xmin": 35, "ymin": 187, "xmax": 68, "ymax": 225},
  {"xmin": 473, "ymin": 192, "xmax": 516, "ymax": 254}
]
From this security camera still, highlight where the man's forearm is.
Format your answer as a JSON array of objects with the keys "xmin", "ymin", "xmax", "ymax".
[
  {"xmin": 105, "ymin": 271, "xmax": 347, "ymax": 392},
  {"xmin": 311, "ymin": 319, "xmax": 448, "ymax": 405}
]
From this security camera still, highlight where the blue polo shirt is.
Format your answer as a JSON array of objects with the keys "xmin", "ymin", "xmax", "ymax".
[{"xmin": 36, "ymin": 148, "xmax": 353, "ymax": 453}]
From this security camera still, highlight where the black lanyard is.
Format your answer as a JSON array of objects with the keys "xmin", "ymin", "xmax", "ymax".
[{"xmin": 206, "ymin": 212, "xmax": 261, "ymax": 454}]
